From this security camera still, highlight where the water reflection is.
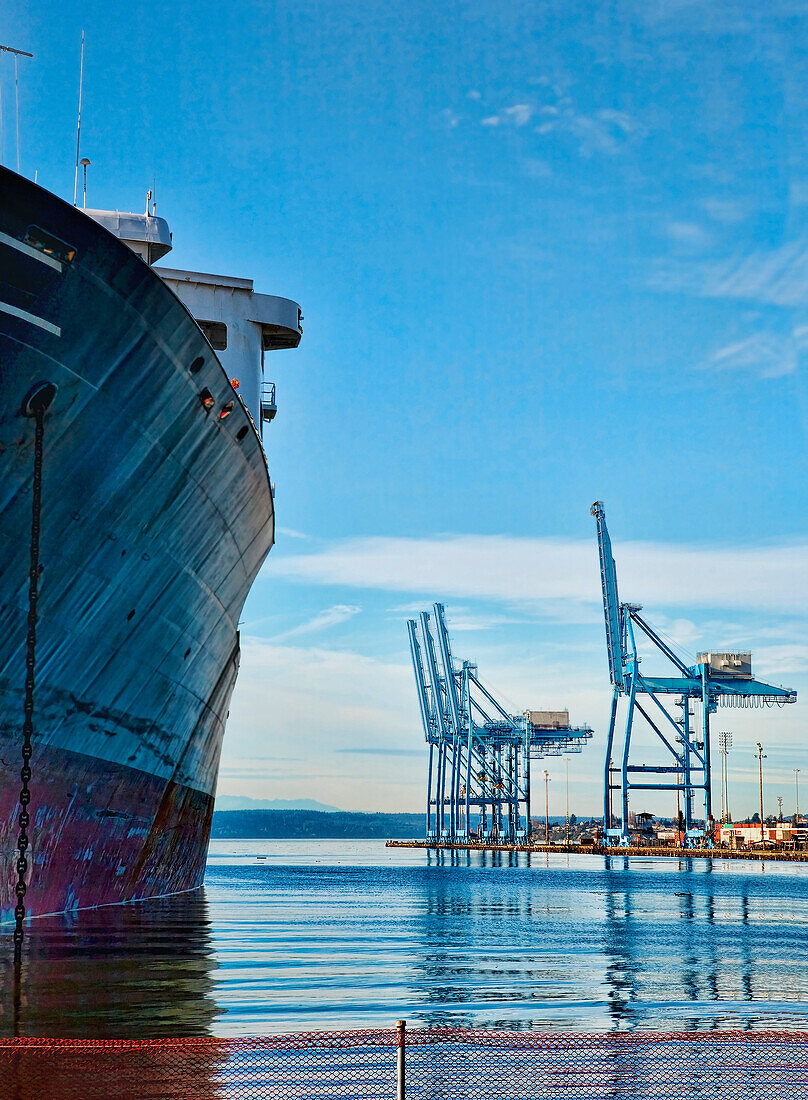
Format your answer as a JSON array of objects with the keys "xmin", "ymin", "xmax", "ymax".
[
  {"xmin": 0, "ymin": 889, "xmax": 218, "ymax": 1037},
  {"xmin": 5, "ymin": 844, "xmax": 808, "ymax": 1038}
]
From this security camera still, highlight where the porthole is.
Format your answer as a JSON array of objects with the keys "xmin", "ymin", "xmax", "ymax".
[
  {"xmin": 236, "ymin": 425, "xmax": 249, "ymax": 442},
  {"xmin": 199, "ymin": 388, "xmax": 215, "ymax": 410},
  {"xmin": 219, "ymin": 401, "xmax": 234, "ymax": 420},
  {"xmin": 127, "ymin": 609, "xmax": 135, "ymax": 622},
  {"xmin": 184, "ymin": 648, "xmax": 191, "ymax": 660},
  {"xmin": 190, "ymin": 356, "xmax": 204, "ymax": 375}
]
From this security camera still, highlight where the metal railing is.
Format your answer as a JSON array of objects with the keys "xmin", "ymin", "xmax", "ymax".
[{"xmin": 261, "ymin": 381, "xmax": 277, "ymax": 423}]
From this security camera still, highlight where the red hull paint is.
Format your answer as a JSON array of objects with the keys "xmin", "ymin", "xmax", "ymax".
[{"xmin": 0, "ymin": 744, "xmax": 213, "ymax": 921}]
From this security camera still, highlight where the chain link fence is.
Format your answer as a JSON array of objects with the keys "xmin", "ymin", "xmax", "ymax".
[{"xmin": 2, "ymin": 1026, "xmax": 808, "ymax": 1099}]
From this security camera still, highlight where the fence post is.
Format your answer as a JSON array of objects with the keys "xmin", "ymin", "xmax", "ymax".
[{"xmin": 396, "ymin": 1019, "xmax": 406, "ymax": 1100}]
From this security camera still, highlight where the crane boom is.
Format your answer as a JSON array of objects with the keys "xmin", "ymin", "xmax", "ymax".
[
  {"xmin": 407, "ymin": 619, "xmax": 433, "ymax": 742},
  {"xmin": 591, "ymin": 501, "xmax": 624, "ymax": 690},
  {"xmin": 434, "ymin": 603, "xmax": 463, "ymax": 732}
]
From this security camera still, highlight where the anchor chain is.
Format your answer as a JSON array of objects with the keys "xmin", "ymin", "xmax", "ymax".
[{"xmin": 14, "ymin": 382, "xmax": 56, "ymax": 966}]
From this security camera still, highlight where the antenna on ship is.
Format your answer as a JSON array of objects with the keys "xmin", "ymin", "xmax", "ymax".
[
  {"xmin": 73, "ymin": 30, "xmax": 85, "ymax": 206},
  {"xmin": 0, "ymin": 42, "xmax": 33, "ymax": 173}
]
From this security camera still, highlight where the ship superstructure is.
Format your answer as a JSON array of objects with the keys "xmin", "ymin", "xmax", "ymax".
[{"xmin": 0, "ymin": 167, "xmax": 301, "ymax": 918}]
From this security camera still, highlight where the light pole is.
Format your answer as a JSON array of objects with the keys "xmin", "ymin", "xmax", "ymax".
[
  {"xmin": 755, "ymin": 743, "xmax": 766, "ymax": 845},
  {"xmin": 795, "ymin": 769, "xmax": 801, "ymax": 822},
  {"xmin": 718, "ymin": 731, "xmax": 732, "ymax": 824},
  {"xmin": 778, "ymin": 796, "xmax": 784, "ymax": 823},
  {"xmin": 544, "ymin": 770, "xmax": 550, "ymax": 845},
  {"xmin": 565, "ymin": 758, "xmax": 570, "ymax": 845}
]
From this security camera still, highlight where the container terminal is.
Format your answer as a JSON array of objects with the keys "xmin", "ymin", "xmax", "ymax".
[{"xmin": 400, "ymin": 505, "xmax": 798, "ymax": 858}]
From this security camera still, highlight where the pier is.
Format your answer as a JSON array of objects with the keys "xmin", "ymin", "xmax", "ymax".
[{"xmin": 386, "ymin": 838, "xmax": 808, "ymax": 862}]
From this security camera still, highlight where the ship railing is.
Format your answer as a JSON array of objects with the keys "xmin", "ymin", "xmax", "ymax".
[{"xmin": 261, "ymin": 381, "xmax": 277, "ymax": 423}]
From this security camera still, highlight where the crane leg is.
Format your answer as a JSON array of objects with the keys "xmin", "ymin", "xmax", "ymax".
[
  {"xmin": 603, "ymin": 688, "xmax": 619, "ymax": 840},
  {"xmin": 620, "ymin": 677, "xmax": 637, "ymax": 846}
]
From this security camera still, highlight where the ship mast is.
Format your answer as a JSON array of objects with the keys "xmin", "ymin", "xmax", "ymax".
[{"xmin": 0, "ymin": 42, "xmax": 33, "ymax": 174}]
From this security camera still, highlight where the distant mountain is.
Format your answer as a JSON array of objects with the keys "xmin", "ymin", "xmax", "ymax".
[
  {"xmin": 213, "ymin": 796, "xmax": 340, "ymax": 812},
  {"xmin": 210, "ymin": 809, "xmax": 423, "ymax": 839}
]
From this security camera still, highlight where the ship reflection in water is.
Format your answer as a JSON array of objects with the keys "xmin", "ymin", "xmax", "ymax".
[
  {"xmin": 0, "ymin": 891, "xmax": 218, "ymax": 1038},
  {"xmin": 4, "ymin": 841, "xmax": 808, "ymax": 1038}
]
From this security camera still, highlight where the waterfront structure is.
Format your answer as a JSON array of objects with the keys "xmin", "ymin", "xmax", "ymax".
[
  {"xmin": 719, "ymin": 823, "xmax": 808, "ymax": 848},
  {"xmin": 591, "ymin": 502, "xmax": 797, "ymax": 847},
  {"xmin": 0, "ymin": 167, "xmax": 301, "ymax": 918},
  {"xmin": 407, "ymin": 604, "xmax": 592, "ymax": 843}
]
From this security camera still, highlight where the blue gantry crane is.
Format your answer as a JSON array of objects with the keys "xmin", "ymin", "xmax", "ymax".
[
  {"xmin": 591, "ymin": 501, "xmax": 797, "ymax": 847},
  {"xmin": 408, "ymin": 603, "xmax": 593, "ymax": 843}
]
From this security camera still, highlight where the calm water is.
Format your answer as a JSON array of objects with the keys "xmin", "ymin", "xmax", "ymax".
[{"xmin": 2, "ymin": 840, "xmax": 808, "ymax": 1037}]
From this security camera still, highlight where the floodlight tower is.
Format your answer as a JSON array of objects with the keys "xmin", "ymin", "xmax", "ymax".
[
  {"xmin": 591, "ymin": 502, "xmax": 797, "ymax": 848},
  {"xmin": 718, "ymin": 731, "xmax": 732, "ymax": 824}
]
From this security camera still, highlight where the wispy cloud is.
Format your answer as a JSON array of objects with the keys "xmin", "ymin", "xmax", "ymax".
[
  {"xmin": 466, "ymin": 84, "xmax": 638, "ymax": 158},
  {"xmin": 272, "ymin": 534, "xmax": 808, "ymax": 616},
  {"xmin": 336, "ymin": 747, "xmax": 423, "ymax": 756},
  {"xmin": 277, "ymin": 526, "xmax": 309, "ymax": 540},
  {"xmin": 704, "ymin": 332, "xmax": 797, "ymax": 379},
  {"xmin": 653, "ymin": 238, "xmax": 808, "ymax": 307},
  {"xmin": 440, "ymin": 107, "xmax": 461, "ymax": 129},
  {"xmin": 537, "ymin": 105, "xmax": 639, "ymax": 157},
  {"xmin": 700, "ymin": 196, "xmax": 749, "ymax": 225},
  {"xmin": 275, "ymin": 604, "xmax": 362, "ymax": 640},
  {"xmin": 666, "ymin": 220, "xmax": 713, "ymax": 251},
  {"xmin": 386, "ymin": 602, "xmax": 530, "ymax": 631}
]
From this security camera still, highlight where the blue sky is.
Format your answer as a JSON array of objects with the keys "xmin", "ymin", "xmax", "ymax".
[{"xmin": 6, "ymin": 0, "xmax": 808, "ymax": 817}]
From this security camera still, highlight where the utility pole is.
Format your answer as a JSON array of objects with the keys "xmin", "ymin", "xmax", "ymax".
[
  {"xmin": 778, "ymin": 796, "xmax": 783, "ymax": 823},
  {"xmin": 544, "ymin": 770, "xmax": 550, "ymax": 845},
  {"xmin": 565, "ymin": 758, "xmax": 570, "ymax": 845},
  {"xmin": 795, "ymin": 769, "xmax": 801, "ymax": 822},
  {"xmin": 756, "ymin": 743, "xmax": 766, "ymax": 845}
]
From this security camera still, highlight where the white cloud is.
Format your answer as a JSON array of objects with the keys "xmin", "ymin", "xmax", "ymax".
[
  {"xmin": 221, "ymin": 639, "xmax": 421, "ymax": 811},
  {"xmin": 277, "ymin": 526, "xmax": 309, "ymax": 540},
  {"xmin": 481, "ymin": 103, "xmax": 534, "ymax": 128},
  {"xmin": 272, "ymin": 533, "xmax": 808, "ymax": 616},
  {"xmin": 275, "ymin": 604, "xmax": 361, "ymax": 640},
  {"xmin": 503, "ymin": 103, "xmax": 533, "ymax": 126}
]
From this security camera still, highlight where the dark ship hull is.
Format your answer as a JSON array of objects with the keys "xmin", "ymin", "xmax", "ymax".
[{"xmin": 0, "ymin": 166, "xmax": 275, "ymax": 918}]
